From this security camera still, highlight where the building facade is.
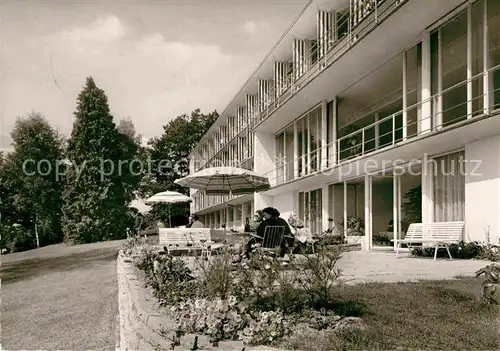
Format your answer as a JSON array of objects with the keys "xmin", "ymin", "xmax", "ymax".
[{"xmin": 189, "ymin": 0, "xmax": 500, "ymax": 249}]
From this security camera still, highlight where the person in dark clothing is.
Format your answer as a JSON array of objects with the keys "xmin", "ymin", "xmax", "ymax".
[
  {"xmin": 244, "ymin": 217, "xmax": 251, "ymax": 232},
  {"xmin": 242, "ymin": 207, "xmax": 293, "ymax": 258}
]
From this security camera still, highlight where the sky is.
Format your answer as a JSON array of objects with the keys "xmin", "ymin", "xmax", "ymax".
[{"xmin": 0, "ymin": 0, "xmax": 308, "ymax": 151}]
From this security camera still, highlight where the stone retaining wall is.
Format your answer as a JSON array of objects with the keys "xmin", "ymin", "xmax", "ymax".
[
  {"xmin": 117, "ymin": 250, "xmax": 280, "ymax": 351},
  {"xmin": 117, "ymin": 251, "xmax": 171, "ymax": 350}
]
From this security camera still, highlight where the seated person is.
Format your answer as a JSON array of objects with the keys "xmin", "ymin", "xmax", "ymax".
[
  {"xmin": 191, "ymin": 214, "xmax": 205, "ymax": 228},
  {"xmin": 242, "ymin": 207, "xmax": 293, "ymax": 258}
]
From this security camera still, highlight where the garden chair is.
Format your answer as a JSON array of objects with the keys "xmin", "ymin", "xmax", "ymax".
[{"xmin": 255, "ymin": 225, "xmax": 286, "ymax": 256}]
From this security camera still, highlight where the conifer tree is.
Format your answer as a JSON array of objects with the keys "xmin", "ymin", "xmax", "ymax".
[{"xmin": 62, "ymin": 77, "xmax": 138, "ymax": 243}]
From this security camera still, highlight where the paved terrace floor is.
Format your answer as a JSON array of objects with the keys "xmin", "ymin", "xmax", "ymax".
[{"xmin": 337, "ymin": 250, "xmax": 490, "ymax": 284}]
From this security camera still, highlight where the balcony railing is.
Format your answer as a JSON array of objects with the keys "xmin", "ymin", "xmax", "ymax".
[
  {"xmin": 193, "ymin": 63, "xmax": 500, "ymax": 213},
  {"xmin": 266, "ymin": 64, "xmax": 500, "ymax": 187},
  {"xmin": 251, "ymin": 0, "xmax": 407, "ymax": 129},
  {"xmin": 193, "ymin": 0, "xmax": 406, "ymax": 172}
]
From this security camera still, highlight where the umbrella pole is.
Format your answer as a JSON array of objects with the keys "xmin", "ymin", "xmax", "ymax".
[{"xmin": 168, "ymin": 205, "xmax": 172, "ymax": 228}]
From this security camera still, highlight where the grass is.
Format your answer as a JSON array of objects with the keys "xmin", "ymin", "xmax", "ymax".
[
  {"xmin": 1, "ymin": 241, "xmax": 123, "ymax": 350},
  {"xmin": 282, "ymin": 278, "xmax": 499, "ymax": 351}
]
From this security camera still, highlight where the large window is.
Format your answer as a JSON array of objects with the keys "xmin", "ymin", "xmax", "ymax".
[
  {"xmin": 430, "ymin": 0, "xmax": 500, "ymax": 126},
  {"xmin": 275, "ymin": 105, "xmax": 323, "ymax": 181},
  {"xmin": 298, "ymin": 188, "xmax": 323, "ymax": 234},
  {"xmin": 326, "ymin": 100, "xmax": 336, "ymax": 165},
  {"xmin": 297, "ymin": 106, "xmax": 322, "ymax": 176},
  {"xmin": 405, "ymin": 42, "xmax": 422, "ymax": 137},
  {"xmin": 488, "ymin": 0, "xmax": 500, "ymax": 110},
  {"xmin": 431, "ymin": 11, "xmax": 468, "ymax": 127},
  {"xmin": 337, "ymin": 53, "xmax": 403, "ymax": 160},
  {"xmin": 433, "ymin": 151, "xmax": 465, "ymax": 222},
  {"xmin": 275, "ymin": 132, "xmax": 285, "ymax": 184}
]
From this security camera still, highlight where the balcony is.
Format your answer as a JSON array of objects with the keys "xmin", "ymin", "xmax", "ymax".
[
  {"xmin": 193, "ymin": 0, "xmax": 407, "ymax": 172},
  {"xmin": 252, "ymin": 0, "xmax": 408, "ymax": 130},
  {"xmin": 269, "ymin": 62, "xmax": 500, "ymax": 189}
]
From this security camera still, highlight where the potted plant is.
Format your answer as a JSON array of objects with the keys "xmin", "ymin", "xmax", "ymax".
[
  {"xmin": 475, "ymin": 263, "xmax": 500, "ymax": 304},
  {"xmin": 339, "ymin": 216, "xmax": 365, "ymax": 245}
]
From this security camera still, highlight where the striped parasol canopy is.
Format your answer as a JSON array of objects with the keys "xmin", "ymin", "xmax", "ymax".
[
  {"xmin": 174, "ymin": 166, "xmax": 270, "ymax": 195},
  {"xmin": 145, "ymin": 191, "xmax": 192, "ymax": 205}
]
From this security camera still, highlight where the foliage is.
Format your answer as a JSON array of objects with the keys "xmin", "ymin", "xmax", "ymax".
[
  {"xmin": 338, "ymin": 216, "xmax": 364, "ymax": 236},
  {"xmin": 194, "ymin": 249, "xmax": 234, "ymax": 300},
  {"xmin": 117, "ymin": 117, "xmax": 142, "ymax": 144},
  {"xmin": 134, "ymin": 248, "xmax": 198, "ymax": 306},
  {"xmin": 0, "ymin": 113, "xmax": 65, "ymax": 250},
  {"xmin": 131, "ymin": 240, "xmax": 365, "ymax": 348},
  {"xmin": 138, "ymin": 108, "xmax": 218, "ymax": 226},
  {"xmin": 0, "ymin": 224, "xmax": 35, "ymax": 252},
  {"xmin": 373, "ymin": 233, "xmax": 391, "ymax": 246},
  {"xmin": 475, "ymin": 263, "xmax": 500, "ymax": 304},
  {"xmin": 411, "ymin": 241, "xmax": 500, "ymax": 261},
  {"xmin": 61, "ymin": 77, "xmax": 140, "ymax": 244},
  {"xmin": 402, "ymin": 185, "xmax": 422, "ymax": 227},
  {"xmin": 291, "ymin": 246, "xmax": 344, "ymax": 309}
]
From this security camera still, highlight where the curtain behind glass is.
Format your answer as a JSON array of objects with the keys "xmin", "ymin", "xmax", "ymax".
[{"xmin": 433, "ymin": 151, "xmax": 465, "ymax": 221}]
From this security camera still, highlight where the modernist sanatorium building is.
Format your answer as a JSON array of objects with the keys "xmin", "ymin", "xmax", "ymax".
[{"xmin": 188, "ymin": 0, "xmax": 500, "ymax": 250}]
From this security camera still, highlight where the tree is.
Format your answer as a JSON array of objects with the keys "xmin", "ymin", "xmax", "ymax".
[
  {"xmin": 118, "ymin": 117, "xmax": 142, "ymax": 144},
  {"xmin": 138, "ymin": 108, "xmax": 218, "ymax": 226},
  {"xmin": 402, "ymin": 184, "xmax": 421, "ymax": 231},
  {"xmin": 61, "ymin": 77, "xmax": 139, "ymax": 244},
  {"xmin": 0, "ymin": 112, "xmax": 65, "ymax": 249}
]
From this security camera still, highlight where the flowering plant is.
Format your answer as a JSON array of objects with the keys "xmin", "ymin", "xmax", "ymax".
[
  {"xmin": 171, "ymin": 296, "xmax": 249, "ymax": 345},
  {"xmin": 238, "ymin": 310, "xmax": 292, "ymax": 346}
]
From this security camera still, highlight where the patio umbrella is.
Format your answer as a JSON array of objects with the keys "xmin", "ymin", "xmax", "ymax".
[
  {"xmin": 174, "ymin": 167, "xmax": 270, "ymax": 232},
  {"xmin": 145, "ymin": 191, "xmax": 192, "ymax": 227}
]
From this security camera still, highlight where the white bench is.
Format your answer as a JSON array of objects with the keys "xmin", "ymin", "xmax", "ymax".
[
  {"xmin": 395, "ymin": 221, "xmax": 464, "ymax": 260},
  {"xmin": 158, "ymin": 228, "xmax": 222, "ymax": 258}
]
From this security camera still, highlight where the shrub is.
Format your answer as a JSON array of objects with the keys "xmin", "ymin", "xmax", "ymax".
[
  {"xmin": 338, "ymin": 217, "xmax": 364, "ymax": 236},
  {"xmin": 478, "ymin": 245, "xmax": 500, "ymax": 262},
  {"xmin": 133, "ymin": 240, "xmax": 361, "ymax": 348},
  {"xmin": 194, "ymin": 248, "xmax": 235, "ymax": 300},
  {"xmin": 411, "ymin": 241, "xmax": 500, "ymax": 261},
  {"xmin": 171, "ymin": 296, "xmax": 246, "ymax": 345},
  {"xmin": 238, "ymin": 310, "xmax": 292, "ymax": 346},
  {"xmin": 372, "ymin": 233, "xmax": 391, "ymax": 246},
  {"xmin": 291, "ymin": 245, "xmax": 343, "ymax": 309},
  {"xmin": 135, "ymin": 248, "xmax": 198, "ymax": 306}
]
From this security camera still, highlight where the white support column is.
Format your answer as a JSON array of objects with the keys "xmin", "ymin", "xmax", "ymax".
[
  {"xmin": 329, "ymin": 185, "xmax": 335, "ymax": 230},
  {"xmin": 364, "ymin": 175, "xmax": 372, "ymax": 251},
  {"xmin": 322, "ymin": 184, "xmax": 329, "ymax": 232},
  {"xmin": 398, "ymin": 174, "xmax": 402, "ymax": 240},
  {"xmin": 233, "ymin": 206, "xmax": 237, "ymax": 228},
  {"xmin": 467, "ymin": 3, "xmax": 473, "ymax": 119},
  {"xmin": 321, "ymin": 100, "xmax": 328, "ymax": 170},
  {"xmin": 421, "ymin": 154, "xmax": 434, "ymax": 224},
  {"xmin": 343, "ymin": 181, "xmax": 348, "ymax": 239},
  {"xmin": 293, "ymin": 122, "xmax": 299, "ymax": 179},
  {"xmin": 420, "ymin": 32, "xmax": 432, "ymax": 134},
  {"xmin": 332, "ymin": 97, "xmax": 338, "ymax": 166},
  {"xmin": 307, "ymin": 114, "xmax": 311, "ymax": 175},
  {"xmin": 374, "ymin": 112, "xmax": 380, "ymax": 149},
  {"xmin": 241, "ymin": 202, "xmax": 247, "ymax": 227},
  {"xmin": 393, "ymin": 173, "xmax": 399, "ymax": 251},
  {"xmin": 483, "ymin": 0, "xmax": 490, "ymax": 114},
  {"xmin": 402, "ymin": 52, "xmax": 408, "ymax": 139},
  {"xmin": 435, "ymin": 29, "xmax": 443, "ymax": 130}
]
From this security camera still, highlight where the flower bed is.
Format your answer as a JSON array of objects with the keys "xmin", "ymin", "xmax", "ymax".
[{"xmin": 123, "ymin": 237, "xmax": 365, "ymax": 349}]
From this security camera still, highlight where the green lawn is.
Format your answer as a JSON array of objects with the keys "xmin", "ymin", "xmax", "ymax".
[
  {"xmin": 282, "ymin": 278, "xmax": 499, "ymax": 351},
  {"xmin": 1, "ymin": 242, "xmax": 122, "ymax": 350}
]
